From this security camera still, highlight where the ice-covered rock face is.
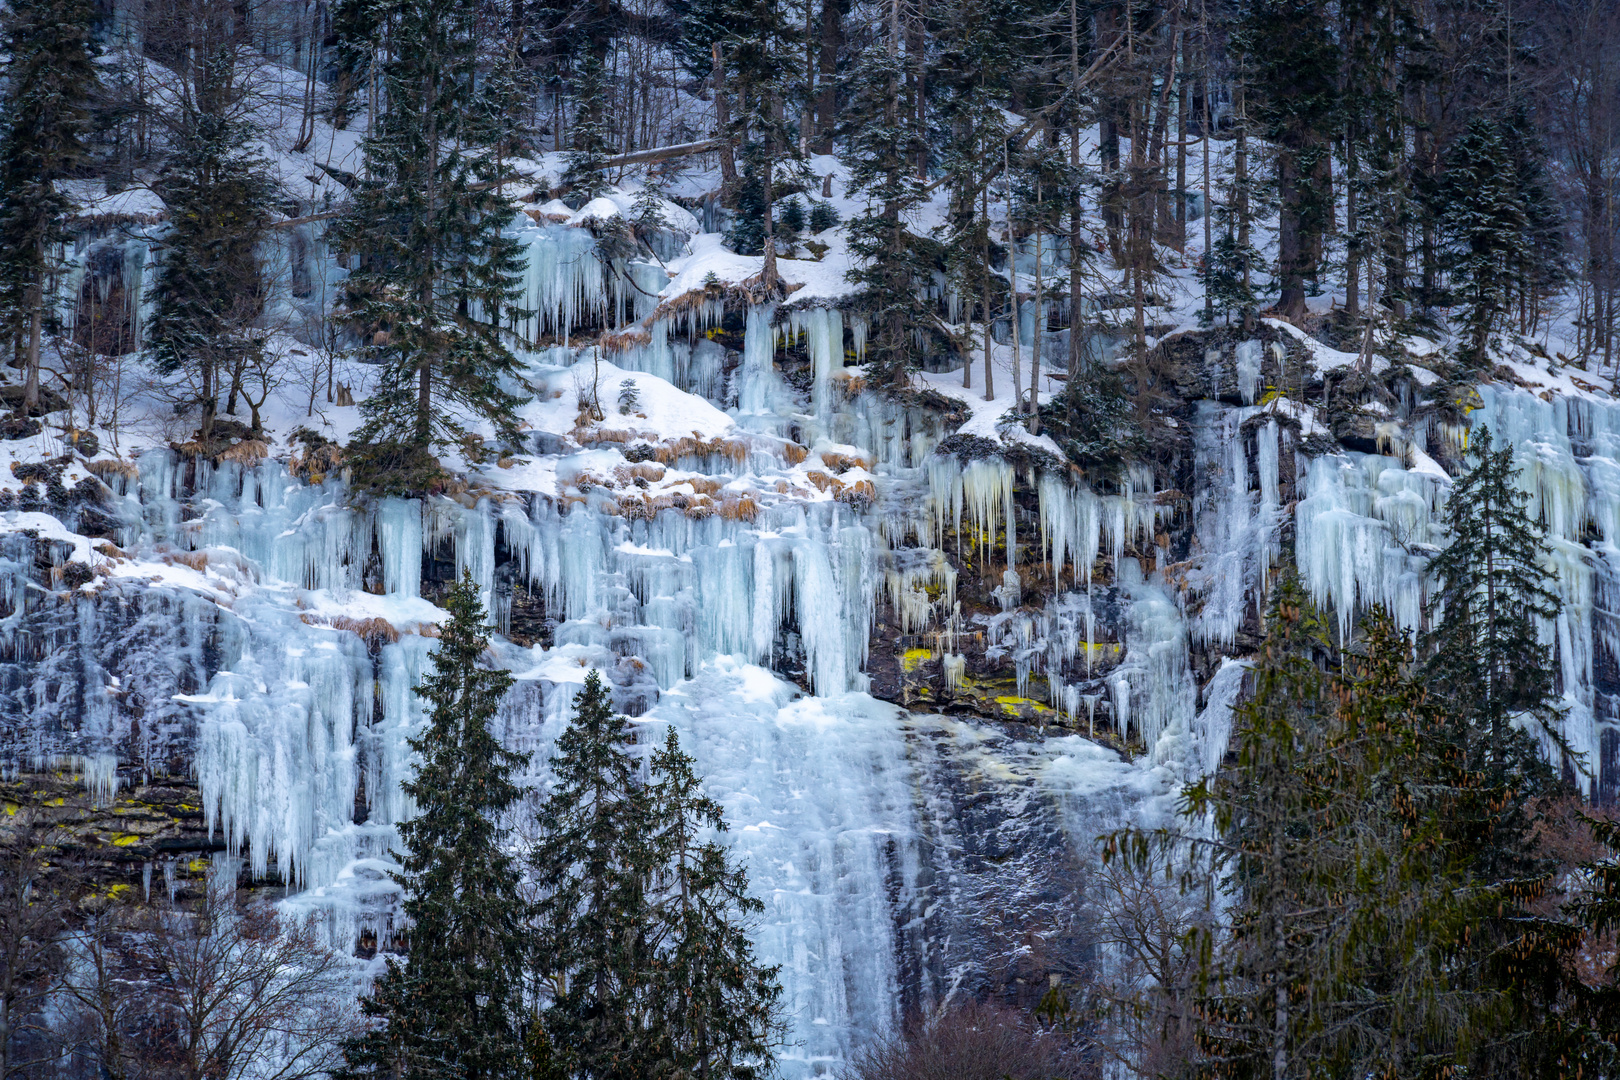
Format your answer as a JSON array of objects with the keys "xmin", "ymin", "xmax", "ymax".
[
  {"xmin": 0, "ymin": 413, "xmax": 1194, "ymax": 1075},
  {"xmin": 6, "ymin": 283, "xmax": 1619, "ymax": 1075},
  {"xmin": 1293, "ymin": 385, "xmax": 1620, "ymax": 801}
]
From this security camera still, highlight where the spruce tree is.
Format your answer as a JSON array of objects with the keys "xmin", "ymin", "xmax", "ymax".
[
  {"xmin": 645, "ymin": 728, "xmax": 782, "ymax": 1078},
  {"xmin": 1501, "ymin": 101, "xmax": 1566, "ymax": 338},
  {"xmin": 1549, "ymin": 813, "xmax": 1620, "ymax": 1071},
  {"xmin": 1440, "ymin": 119, "xmax": 1529, "ymax": 370},
  {"xmin": 146, "ymin": 27, "xmax": 275, "ymax": 446},
  {"xmin": 935, "ymin": 85, "xmax": 1004, "ymax": 394},
  {"xmin": 841, "ymin": 34, "xmax": 937, "ymax": 386},
  {"xmin": 1234, "ymin": 0, "xmax": 1340, "ymax": 320},
  {"xmin": 1417, "ymin": 429, "xmax": 1590, "ymax": 1078},
  {"xmin": 339, "ymin": 571, "xmax": 530, "ymax": 1080},
  {"xmin": 1198, "ymin": 232, "xmax": 1260, "ymax": 329},
  {"xmin": 530, "ymin": 670, "xmax": 661, "ymax": 1080},
  {"xmin": 1158, "ymin": 588, "xmax": 1493, "ymax": 1077},
  {"xmin": 561, "ymin": 56, "xmax": 612, "ymax": 202},
  {"xmin": 1317, "ymin": 610, "xmax": 1494, "ymax": 1077},
  {"xmin": 334, "ymin": 0, "xmax": 529, "ymax": 489},
  {"xmin": 1175, "ymin": 571, "xmax": 1344, "ymax": 1077},
  {"xmin": 1421, "ymin": 426, "xmax": 1561, "ymax": 798},
  {"xmin": 716, "ymin": 0, "xmax": 801, "ymax": 281},
  {"xmin": 0, "ymin": 0, "xmax": 99, "ymax": 419}
]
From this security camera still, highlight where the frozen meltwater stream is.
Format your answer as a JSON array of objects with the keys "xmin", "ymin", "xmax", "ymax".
[{"xmin": 7, "ymin": 308, "xmax": 1620, "ymax": 1072}]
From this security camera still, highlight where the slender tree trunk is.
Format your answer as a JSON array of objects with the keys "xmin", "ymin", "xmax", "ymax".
[
  {"xmin": 1235, "ymin": 79, "xmax": 1253, "ymax": 327},
  {"xmin": 1007, "ymin": 146, "xmax": 1023, "ymax": 409},
  {"xmin": 1174, "ymin": 56, "xmax": 1189, "ymax": 253},
  {"xmin": 712, "ymin": 44, "xmax": 737, "ymax": 194},
  {"xmin": 1068, "ymin": 0, "xmax": 1087, "ymax": 379},
  {"xmin": 814, "ymin": 0, "xmax": 843, "ymax": 152},
  {"xmin": 201, "ymin": 358, "xmax": 217, "ymax": 444},
  {"xmin": 983, "ymin": 183, "xmax": 994, "ymax": 399},
  {"xmin": 1201, "ymin": 0, "xmax": 1212, "ymax": 323},
  {"xmin": 1030, "ymin": 216, "xmax": 1043, "ymax": 430},
  {"xmin": 1345, "ymin": 124, "xmax": 1360, "ymax": 316},
  {"xmin": 762, "ymin": 159, "xmax": 778, "ymax": 286},
  {"xmin": 22, "ymin": 279, "xmax": 41, "ymax": 417},
  {"xmin": 1097, "ymin": 4, "xmax": 1124, "ymax": 266}
]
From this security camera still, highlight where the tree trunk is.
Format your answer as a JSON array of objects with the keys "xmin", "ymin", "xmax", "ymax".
[
  {"xmin": 200, "ymin": 358, "xmax": 216, "ymax": 444},
  {"xmin": 1276, "ymin": 143, "xmax": 1308, "ymax": 319},
  {"xmin": 712, "ymin": 44, "xmax": 737, "ymax": 194},
  {"xmin": 761, "ymin": 159, "xmax": 778, "ymax": 286},
  {"xmin": 814, "ymin": 0, "xmax": 844, "ymax": 153},
  {"xmin": 21, "ymin": 281, "xmax": 41, "ymax": 417},
  {"xmin": 1030, "ymin": 221, "xmax": 1043, "ymax": 430},
  {"xmin": 1345, "ymin": 125, "xmax": 1360, "ymax": 316},
  {"xmin": 983, "ymin": 185, "xmax": 994, "ymax": 400},
  {"xmin": 1173, "ymin": 56, "xmax": 1189, "ymax": 254},
  {"xmin": 1006, "ymin": 145, "xmax": 1023, "ymax": 409}
]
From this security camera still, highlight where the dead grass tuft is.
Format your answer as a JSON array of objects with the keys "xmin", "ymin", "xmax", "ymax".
[{"xmin": 719, "ymin": 495, "xmax": 759, "ymax": 521}]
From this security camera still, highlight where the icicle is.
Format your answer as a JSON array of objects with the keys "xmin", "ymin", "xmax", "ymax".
[
  {"xmin": 1234, "ymin": 339, "xmax": 1263, "ymax": 405},
  {"xmin": 512, "ymin": 222, "xmax": 608, "ymax": 345}
]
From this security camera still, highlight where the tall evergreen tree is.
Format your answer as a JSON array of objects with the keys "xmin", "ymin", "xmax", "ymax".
[
  {"xmin": 1439, "ymin": 119, "xmax": 1530, "ymax": 370},
  {"xmin": 1421, "ymin": 426, "xmax": 1561, "ymax": 796},
  {"xmin": 1417, "ymin": 428, "xmax": 1590, "ymax": 1079},
  {"xmin": 333, "ymin": 0, "xmax": 529, "ymax": 489},
  {"xmin": 145, "ymin": 15, "xmax": 275, "ymax": 446},
  {"xmin": 645, "ymin": 729, "xmax": 781, "ymax": 1079},
  {"xmin": 1549, "ymin": 813, "xmax": 1620, "ymax": 1073},
  {"xmin": 531, "ymin": 681, "xmax": 781, "ymax": 1080},
  {"xmin": 935, "ymin": 83, "xmax": 1005, "ymax": 396},
  {"xmin": 1198, "ymin": 231, "xmax": 1261, "ymax": 329},
  {"xmin": 1501, "ymin": 100, "xmax": 1566, "ymax": 338},
  {"xmin": 1151, "ymin": 587, "xmax": 1495, "ymax": 1078},
  {"xmin": 530, "ymin": 670, "xmax": 661, "ymax": 1080},
  {"xmin": 841, "ymin": 29, "xmax": 938, "ymax": 386},
  {"xmin": 561, "ymin": 55, "xmax": 612, "ymax": 202},
  {"xmin": 1235, "ymin": 0, "xmax": 1340, "ymax": 320},
  {"xmin": 1337, "ymin": 0, "xmax": 1423, "ymax": 339},
  {"xmin": 339, "ymin": 571, "xmax": 530, "ymax": 1080},
  {"xmin": 1174, "ymin": 571, "xmax": 1344, "ymax": 1077},
  {"xmin": 0, "ymin": 0, "xmax": 99, "ymax": 420},
  {"xmin": 1315, "ymin": 610, "xmax": 1494, "ymax": 1078}
]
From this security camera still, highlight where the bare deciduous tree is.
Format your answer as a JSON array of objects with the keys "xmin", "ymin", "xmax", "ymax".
[
  {"xmin": 847, "ymin": 999, "xmax": 1084, "ymax": 1080},
  {"xmin": 140, "ymin": 867, "xmax": 358, "ymax": 1080},
  {"xmin": 1085, "ymin": 846, "xmax": 1208, "ymax": 1079},
  {"xmin": 0, "ymin": 814, "xmax": 76, "ymax": 1080}
]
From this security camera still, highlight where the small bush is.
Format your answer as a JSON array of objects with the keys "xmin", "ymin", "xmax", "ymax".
[
  {"xmin": 1039, "ymin": 363, "xmax": 1149, "ymax": 486},
  {"xmin": 778, "ymin": 197, "xmax": 806, "ymax": 233},
  {"xmin": 617, "ymin": 381, "xmax": 641, "ymax": 415},
  {"xmin": 847, "ymin": 1000, "xmax": 1078, "ymax": 1080},
  {"xmin": 809, "ymin": 201, "xmax": 839, "ymax": 233}
]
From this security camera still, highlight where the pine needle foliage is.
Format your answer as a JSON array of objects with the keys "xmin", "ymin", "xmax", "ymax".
[
  {"xmin": 841, "ymin": 38, "xmax": 938, "ymax": 385},
  {"xmin": 530, "ymin": 669, "xmax": 661, "ymax": 1079},
  {"xmin": 1176, "ymin": 570, "xmax": 1343, "ymax": 1078},
  {"xmin": 1417, "ymin": 428, "xmax": 1595, "ymax": 1079},
  {"xmin": 531, "ymin": 676, "xmax": 781, "ymax": 1080},
  {"xmin": 646, "ymin": 728, "xmax": 782, "ymax": 1078},
  {"xmin": 146, "ymin": 32, "xmax": 276, "ymax": 444},
  {"xmin": 0, "ymin": 0, "xmax": 99, "ymax": 412},
  {"xmin": 333, "ymin": 0, "xmax": 530, "ymax": 485},
  {"xmin": 1420, "ymin": 426, "xmax": 1562, "ymax": 800},
  {"xmin": 1125, "ymin": 581, "xmax": 1512, "ymax": 1078},
  {"xmin": 1440, "ymin": 119, "xmax": 1533, "ymax": 370},
  {"xmin": 339, "ymin": 570, "xmax": 529, "ymax": 1080},
  {"xmin": 1547, "ymin": 813, "xmax": 1620, "ymax": 1073}
]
